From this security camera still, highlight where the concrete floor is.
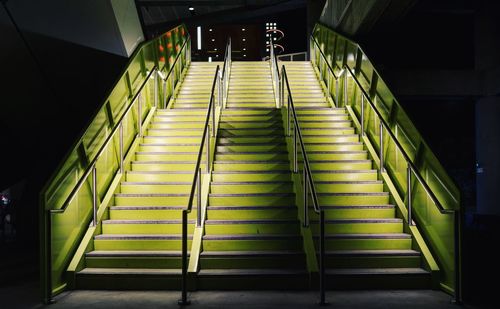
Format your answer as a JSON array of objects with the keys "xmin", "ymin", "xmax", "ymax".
[{"xmin": 0, "ymin": 280, "xmax": 490, "ymax": 309}]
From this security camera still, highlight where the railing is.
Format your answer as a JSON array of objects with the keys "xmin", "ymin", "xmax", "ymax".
[
  {"xmin": 310, "ymin": 23, "xmax": 461, "ymax": 302},
  {"xmin": 40, "ymin": 24, "xmax": 190, "ymax": 303},
  {"xmin": 221, "ymin": 37, "xmax": 232, "ymax": 108},
  {"xmin": 179, "ymin": 37, "xmax": 231, "ymax": 305},
  {"xmin": 270, "ymin": 43, "xmax": 326, "ymax": 305},
  {"xmin": 263, "ymin": 51, "xmax": 308, "ymax": 61}
]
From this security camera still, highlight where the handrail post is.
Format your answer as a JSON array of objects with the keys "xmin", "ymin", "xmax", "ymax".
[
  {"xmin": 119, "ymin": 123, "xmax": 124, "ymax": 173},
  {"xmin": 92, "ymin": 165, "xmax": 97, "ymax": 227},
  {"xmin": 361, "ymin": 95, "xmax": 365, "ymax": 136},
  {"xmin": 178, "ymin": 210, "xmax": 190, "ymax": 306},
  {"xmin": 335, "ymin": 78, "xmax": 339, "ymax": 107},
  {"xmin": 379, "ymin": 122, "xmax": 384, "ymax": 173},
  {"xmin": 212, "ymin": 94, "xmax": 216, "ymax": 136},
  {"xmin": 303, "ymin": 168, "xmax": 308, "ymax": 227},
  {"xmin": 137, "ymin": 93, "xmax": 142, "ymax": 137},
  {"xmin": 287, "ymin": 94, "xmax": 291, "ymax": 136},
  {"xmin": 197, "ymin": 168, "xmax": 202, "ymax": 227},
  {"xmin": 154, "ymin": 69, "xmax": 158, "ymax": 107},
  {"xmin": 206, "ymin": 125, "xmax": 211, "ymax": 174},
  {"xmin": 407, "ymin": 164, "xmax": 413, "ymax": 226},
  {"xmin": 319, "ymin": 210, "xmax": 326, "ymax": 305},
  {"xmin": 281, "ymin": 68, "xmax": 284, "ymax": 107},
  {"xmin": 294, "ymin": 127, "xmax": 298, "ymax": 173},
  {"xmin": 453, "ymin": 210, "xmax": 462, "ymax": 304},
  {"xmin": 162, "ymin": 78, "xmax": 167, "ymax": 109},
  {"xmin": 343, "ymin": 73, "xmax": 348, "ymax": 107},
  {"xmin": 326, "ymin": 75, "xmax": 330, "ymax": 100}
]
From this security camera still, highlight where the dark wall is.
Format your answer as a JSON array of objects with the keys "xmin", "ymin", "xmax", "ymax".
[{"xmin": 0, "ymin": 4, "xmax": 126, "ymax": 270}]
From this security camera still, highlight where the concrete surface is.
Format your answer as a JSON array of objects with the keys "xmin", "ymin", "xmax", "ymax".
[{"xmin": 0, "ymin": 280, "xmax": 490, "ymax": 309}]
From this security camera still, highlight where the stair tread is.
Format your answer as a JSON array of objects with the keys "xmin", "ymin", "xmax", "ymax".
[
  {"xmin": 201, "ymin": 250, "xmax": 304, "ymax": 257},
  {"xmin": 95, "ymin": 234, "xmax": 192, "ymax": 240},
  {"xmin": 320, "ymin": 233, "xmax": 411, "ymax": 239},
  {"xmin": 86, "ymin": 250, "xmax": 186, "ymax": 257},
  {"xmin": 205, "ymin": 219, "xmax": 299, "ymax": 224},
  {"xmin": 310, "ymin": 218, "xmax": 402, "ymax": 223},
  {"xmin": 102, "ymin": 219, "xmax": 194, "ymax": 224},
  {"xmin": 326, "ymin": 268, "xmax": 429, "ymax": 275},
  {"xmin": 78, "ymin": 268, "xmax": 181, "ymax": 275},
  {"xmin": 198, "ymin": 269, "xmax": 308, "ymax": 276},
  {"xmin": 325, "ymin": 249, "xmax": 420, "ymax": 257},
  {"xmin": 203, "ymin": 234, "xmax": 301, "ymax": 240}
]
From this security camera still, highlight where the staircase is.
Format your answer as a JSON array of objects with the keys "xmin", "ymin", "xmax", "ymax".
[
  {"xmin": 74, "ymin": 62, "xmax": 220, "ymax": 289},
  {"xmin": 284, "ymin": 61, "xmax": 431, "ymax": 288},
  {"xmin": 198, "ymin": 62, "xmax": 308, "ymax": 289}
]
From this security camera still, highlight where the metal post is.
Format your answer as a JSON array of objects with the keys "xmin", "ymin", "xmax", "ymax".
[
  {"xmin": 197, "ymin": 168, "xmax": 202, "ymax": 227},
  {"xmin": 162, "ymin": 79, "xmax": 167, "ymax": 108},
  {"xmin": 218, "ymin": 71, "xmax": 222, "ymax": 107},
  {"xmin": 303, "ymin": 169, "xmax": 308, "ymax": 227},
  {"xmin": 119, "ymin": 123, "xmax": 124, "ymax": 173},
  {"xmin": 379, "ymin": 122, "xmax": 384, "ymax": 173},
  {"xmin": 293, "ymin": 128, "xmax": 298, "ymax": 173},
  {"xmin": 361, "ymin": 95, "xmax": 365, "ymax": 136},
  {"xmin": 287, "ymin": 94, "xmax": 291, "ymax": 136},
  {"xmin": 92, "ymin": 165, "xmax": 97, "ymax": 227},
  {"xmin": 178, "ymin": 210, "xmax": 190, "ymax": 306},
  {"xmin": 335, "ymin": 79, "xmax": 339, "ymax": 107},
  {"xmin": 319, "ymin": 210, "xmax": 326, "ymax": 305},
  {"xmin": 326, "ymin": 75, "xmax": 330, "ymax": 100},
  {"xmin": 137, "ymin": 93, "xmax": 142, "ymax": 137},
  {"xmin": 212, "ymin": 95, "xmax": 216, "ymax": 136},
  {"xmin": 407, "ymin": 164, "xmax": 413, "ymax": 226},
  {"xmin": 281, "ymin": 68, "xmax": 284, "ymax": 108},
  {"xmin": 171, "ymin": 69, "xmax": 176, "ymax": 98},
  {"xmin": 343, "ymin": 74, "xmax": 348, "ymax": 107},
  {"xmin": 206, "ymin": 126, "xmax": 211, "ymax": 174},
  {"xmin": 154, "ymin": 70, "xmax": 158, "ymax": 107},
  {"xmin": 453, "ymin": 210, "xmax": 462, "ymax": 304}
]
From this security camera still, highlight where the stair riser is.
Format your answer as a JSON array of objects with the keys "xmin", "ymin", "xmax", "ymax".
[
  {"xmin": 326, "ymin": 256, "xmax": 421, "ymax": 269},
  {"xmin": 307, "ymin": 153, "xmax": 368, "ymax": 160},
  {"xmin": 149, "ymin": 123, "xmax": 205, "ymax": 129},
  {"xmin": 126, "ymin": 173, "xmax": 193, "ymax": 182},
  {"xmin": 319, "ymin": 239, "xmax": 411, "ymax": 250},
  {"xmin": 210, "ymin": 183, "xmax": 293, "ymax": 194},
  {"xmin": 207, "ymin": 208, "xmax": 297, "ymax": 220},
  {"xmin": 215, "ymin": 153, "xmax": 289, "ymax": 161},
  {"xmin": 315, "ymin": 183, "xmax": 383, "ymax": 193},
  {"xmin": 142, "ymin": 137, "xmax": 201, "ymax": 143},
  {"xmin": 318, "ymin": 195, "xmax": 390, "ymax": 205},
  {"xmin": 109, "ymin": 209, "xmax": 196, "ymax": 220},
  {"xmin": 146, "ymin": 130, "xmax": 202, "ymax": 137},
  {"xmin": 309, "ymin": 208, "xmax": 395, "ymax": 219},
  {"xmin": 307, "ymin": 161, "xmax": 372, "ymax": 170},
  {"xmin": 205, "ymin": 224, "xmax": 300, "ymax": 235},
  {"xmin": 214, "ymin": 163, "xmax": 290, "ymax": 172},
  {"xmin": 301, "ymin": 128, "xmax": 355, "ymax": 135},
  {"xmin": 121, "ymin": 185, "xmax": 191, "ymax": 194},
  {"xmin": 212, "ymin": 173, "xmax": 291, "ymax": 182},
  {"xmin": 312, "ymin": 172, "xmax": 378, "ymax": 181},
  {"xmin": 217, "ymin": 145, "xmax": 287, "ymax": 152},
  {"xmin": 303, "ymin": 136, "xmax": 358, "ymax": 143},
  {"xmin": 203, "ymin": 240, "xmax": 302, "ymax": 251},
  {"xmin": 200, "ymin": 257, "xmax": 306, "ymax": 269},
  {"xmin": 311, "ymin": 222, "xmax": 403, "ymax": 234},
  {"xmin": 300, "ymin": 122, "xmax": 352, "ymax": 128},
  {"xmin": 139, "ymin": 145, "xmax": 200, "ymax": 152},
  {"xmin": 219, "ymin": 123, "xmax": 282, "ymax": 129},
  {"xmin": 85, "ymin": 257, "xmax": 182, "ymax": 269},
  {"xmin": 135, "ymin": 154, "xmax": 199, "ymax": 161},
  {"xmin": 115, "ymin": 196, "xmax": 194, "ymax": 206},
  {"xmin": 209, "ymin": 196, "xmax": 295, "ymax": 206},
  {"xmin": 102, "ymin": 224, "xmax": 195, "ymax": 234},
  {"xmin": 94, "ymin": 240, "xmax": 191, "ymax": 251},
  {"xmin": 131, "ymin": 163, "xmax": 197, "ymax": 172}
]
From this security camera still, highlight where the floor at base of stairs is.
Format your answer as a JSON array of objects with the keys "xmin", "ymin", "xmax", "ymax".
[{"xmin": 0, "ymin": 280, "xmax": 484, "ymax": 309}]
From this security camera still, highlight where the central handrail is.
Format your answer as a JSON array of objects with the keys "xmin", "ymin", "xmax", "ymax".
[
  {"xmin": 179, "ymin": 37, "xmax": 231, "ymax": 306},
  {"xmin": 270, "ymin": 42, "xmax": 326, "ymax": 305},
  {"xmin": 159, "ymin": 37, "xmax": 190, "ymax": 107}
]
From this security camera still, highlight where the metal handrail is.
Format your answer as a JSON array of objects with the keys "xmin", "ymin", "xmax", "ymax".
[
  {"xmin": 221, "ymin": 37, "xmax": 231, "ymax": 107},
  {"xmin": 159, "ymin": 37, "xmax": 191, "ymax": 107},
  {"xmin": 279, "ymin": 59, "xmax": 326, "ymax": 305},
  {"xmin": 179, "ymin": 65, "xmax": 219, "ymax": 306},
  {"xmin": 310, "ymin": 35, "xmax": 461, "ymax": 302},
  {"xmin": 48, "ymin": 67, "xmax": 157, "ymax": 215}
]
